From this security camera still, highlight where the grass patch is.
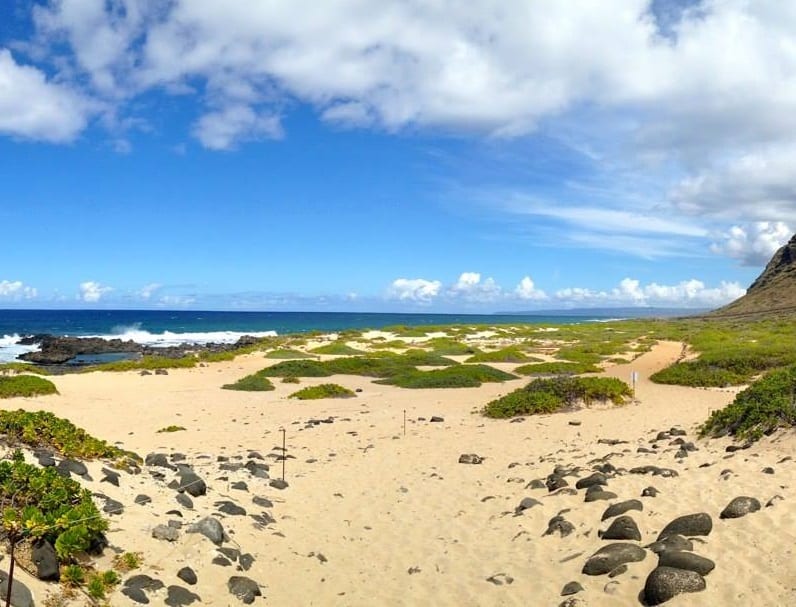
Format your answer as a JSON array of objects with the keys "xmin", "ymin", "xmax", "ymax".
[
  {"xmin": 483, "ymin": 376, "xmax": 631, "ymax": 418},
  {"xmin": 0, "ymin": 375, "xmax": 58, "ymax": 398},
  {"xmin": 265, "ymin": 348, "xmax": 314, "ymax": 359},
  {"xmin": 261, "ymin": 360, "xmax": 332, "ymax": 377},
  {"xmin": 289, "ymin": 383, "xmax": 356, "ymax": 400},
  {"xmin": 700, "ymin": 365, "xmax": 796, "ymax": 441},
  {"xmin": 515, "ymin": 361, "xmax": 601, "ymax": 375},
  {"xmin": 0, "ymin": 363, "xmax": 50, "ymax": 375},
  {"xmin": 377, "ymin": 364, "xmax": 516, "ymax": 389},
  {"xmin": 87, "ymin": 356, "xmax": 197, "ymax": 372},
  {"xmin": 425, "ymin": 337, "xmax": 480, "ymax": 356},
  {"xmin": 310, "ymin": 342, "xmax": 366, "ymax": 356},
  {"xmin": 222, "ymin": 371, "xmax": 276, "ymax": 391},
  {"xmin": 465, "ymin": 347, "xmax": 530, "ymax": 363},
  {"xmin": 157, "ymin": 425, "xmax": 186, "ymax": 433}
]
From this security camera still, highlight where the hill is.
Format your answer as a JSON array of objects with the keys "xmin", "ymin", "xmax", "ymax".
[{"xmin": 710, "ymin": 233, "xmax": 796, "ymax": 318}]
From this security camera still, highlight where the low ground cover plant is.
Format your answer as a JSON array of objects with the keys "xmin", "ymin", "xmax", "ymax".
[
  {"xmin": 377, "ymin": 364, "xmax": 516, "ymax": 389},
  {"xmin": 0, "ymin": 374, "xmax": 58, "ymax": 398},
  {"xmin": 514, "ymin": 361, "xmax": 600, "ymax": 375},
  {"xmin": 222, "ymin": 371, "xmax": 276, "ymax": 391},
  {"xmin": 289, "ymin": 383, "xmax": 356, "ymax": 399},
  {"xmin": 465, "ymin": 347, "xmax": 531, "ymax": 363}
]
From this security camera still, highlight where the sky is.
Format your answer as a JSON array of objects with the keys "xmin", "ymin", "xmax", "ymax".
[{"xmin": 0, "ymin": 0, "xmax": 794, "ymax": 313}]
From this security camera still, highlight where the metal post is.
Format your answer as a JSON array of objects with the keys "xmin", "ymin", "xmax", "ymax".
[
  {"xmin": 5, "ymin": 534, "xmax": 17, "ymax": 607},
  {"xmin": 403, "ymin": 410, "xmax": 406, "ymax": 436},
  {"xmin": 281, "ymin": 428, "xmax": 286, "ymax": 482}
]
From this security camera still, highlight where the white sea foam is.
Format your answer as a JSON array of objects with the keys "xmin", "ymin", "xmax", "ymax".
[
  {"xmin": 85, "ymin": 329, "xmax": 279, "ymax": 348},
  {"xmin": 0, "ymin": 334, "xmax": 40, "ymax": 364}
]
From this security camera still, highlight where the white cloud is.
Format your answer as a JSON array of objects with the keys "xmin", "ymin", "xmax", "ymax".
[
  {"xmin": 158, "ymin": 294, "xmax": 196, "ymax": 306},
  {"xmin": 0, "ymin": 280, "xmax": 37, "ymax": 300},
  {"xmin": 0, "ymin": 48, "xmax": 90, "ymax": 141},
  {"xmin": 448, "ymin": 272, "xmax": 502, "ymax": 302},
  {"xmin": 554, "ymin": 278, "xmax": 746, "ymax": 308},
  {"xmin": 710, "ymin": 222, "xmax": 792, "ymax": 266},
  {"xmin": 138, "ymin": 283, "xmax": 162, "ymax": 299},
  {"xmin": 192, "ymin": 105, "xmax": 282, "ymax": 150},
  {"xmin": 387, "ymin": 278, "xmax": 442, "ymax": 303},
  {"xmin": 79, "ymin": 281, "xmax": 112, "ymax": 302},
  {"xmin": 514, "ymin": 276, "xmax": 547, "ymax": 301}
]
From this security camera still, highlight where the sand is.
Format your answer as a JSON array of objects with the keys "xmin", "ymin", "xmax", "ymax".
[{"xmin": 3, "ymin": 340, "xmax": 795, "ymax": 606}]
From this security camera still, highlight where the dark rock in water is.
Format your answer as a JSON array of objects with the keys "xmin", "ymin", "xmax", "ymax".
[
  {"xmin": 546, "ymin": 474, "xmax": 569, "ymax": 492},
  {"xmin": 515, "ymin": 497, "xmax": 542, "ymax": 514},
  {"xmin": 642, "ymin": 486, "xmax": 660, "ymax": 498},
  {"xmin": 216, "ymin": 500, "xmax": 247, "ymax": 516},
  {"xmin": 459, "ymin": 453, "xmax": 484, "ymax": 465},
  {"xmin": 17, "ymin": 334, "xmax": 142, "ymax": 365},
  {"xmin": 177, "ymin": 567, "xmax": 197, "ymax": 585},
  {"xmin": 165, "ymin": 585, "xmax": 201, "ymax": 606},
  {"xmin": 658, "ymin": 513, "xmax": 712, "ymax": 540},
  {"xmin": 720, "ymin": 496, "xmax": 761, "ymax": 519},
  {"xmin": 135, "ymin": 494, "xmax": 152, "ymax": 505},
  {"xmin": 644, "ymin": 566, "xmax": 706, "ymax": 605},
  {"xmin": 544, "ymin": 515, "xmax": 576, "ymax": 538},
  {"xmin": 152, "ymin": 524, "xmax": 179, "ymax": 542},
  {"xmin": 561, "ymin": 581, "xmax": 584, "ymax": 596},
  {"xmin": 146, "ymin": 452, "xmax": 176, "ymax": 470},
  {"xmin": 584, "ymin": 489, "xmax": 617, "ymax": 502},
  {"xmin": 189, "ymin": 516, "xmax": 225, "ymax": 545},
  {"xmin": 178, "ymin": 471, "xmax": 207, "ymax": 497},
  {"xmin": 252, "ymin": 496, "xmax": 273, "ymax": 508},
  {"xmin": 658, "ymin": 550, "xmax": 715, "ymax": 576},
  {"xmin": 0, "ymin": 571, "xmax": 33, "ymax": 607},
  {"xmin": 582, "ymin": 543, "xmax": 646, "ymax": 575},
  {"xmin": 32, "ymin": 539, "xmax": 59, "ymax": 581},
  {"xmin": 601, "ymin": 515, "xmax": 641, "ymax": 541},
  {"xmin": 646, "ymin": 534, "xmax": 694, "ymax": 554},
  {"xmin": 270, "ymin": 479, "xmax": 289, "ymax": 490},
  {"xmin": 176, "ymin": 493, "xmax": 194, "ymax": 509},
  {"xmin": 430, "ymin": 416, "xmax": 444, "ymax": 422},
  {"xmin": 239, "ymin": 553, "xmax": 255, "ymax": 571},
  {"xmin": 228, "ymin": 576, "xmax": 262, "ymax": 604},
  {"xmin": 601, "ymin": 499, "xmax": 643, "ymax": 521},
  {"xmin": 575, "ymin": 472, "xmax": 608, "ymax": 490}
]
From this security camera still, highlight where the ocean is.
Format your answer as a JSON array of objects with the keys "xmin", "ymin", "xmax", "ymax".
[{"xmin": 0, "ymin": 308, "xmax": 635, "ymax": 364}]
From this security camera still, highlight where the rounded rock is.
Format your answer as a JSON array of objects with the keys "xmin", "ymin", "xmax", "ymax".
[
  {"xmin": 644, "ymin": 566, "xmax": 706, "ymax": 605},
  {"xmin": 720, "ymin": 496, "xmax": 761, "ymax": 519}
]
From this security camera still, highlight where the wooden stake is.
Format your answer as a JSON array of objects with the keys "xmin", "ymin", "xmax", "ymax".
[
  {"xmin": 281, "ymin": 428, "xmax": 286, "ymax": 482},
  {"xmin": 5, "ymin": 533, "xmax": 17, "ymax": 607},
  {"xmin": 403, "ymin": 409, "xmax": 406, "ymax": 436}
]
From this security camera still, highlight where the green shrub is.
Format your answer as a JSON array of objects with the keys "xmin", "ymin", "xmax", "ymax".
[
  {"xmin": 483, "ymin": 376, "xmax": 631, "ymax": 418},
  {"xmin": 377, "ymin": 364, "xmax": 516, "ymax": 389},
  {"xmin": 700, "ymin": 365, "xmax": 796, "ymax": 441},
  {"xmin": 265, "ymin": 348, "xmax": 314, "ymax": 359},
  {"xmin": 425, "ymin": 338, "xmax": 480, "ymax": 356},
  {"xmin": 0, "ymin": 375, "xmax": 58, "ymax": 398},
  {"xmin": 282, "ymin": 376, "xmax": 300, "ymax": 384},
  {"xmin": 60, "ymin": 564, "xmax": 86, "ymax": 587},
  {"xmin": 515, "ymin": 361, "xmax": 600, "ymax": 375},
  {"xmin": 157, "ymin": 425, "xmax": 186, "ymax": 433},
  {"xmin": 88, "ymin": 356, "xmax": 196, "ymax": 372},
  {"xmin": 0, "ymin": 363, "xmax": 50, "ymax": 375},
  {"xmin": 113, "ymin": 551, "xmax": 142, "ymax": 572},
  {"xmin": 86, "ymin": 574, "xmax": 106, "ymax": 600},
  {"xmin": 289, "ymin": 383, "xmax": 356, "ymax": 400},
  {"xmin": 261, "ymin": 360, "xmax": 331, "ymax": 377},
  {"xmin": 465, "ymin": 347, "xmax": 530, "ymax": 363},
  {"xmin": 222, "ymin": 371, "xmax": 276, "ymax": 391},
  {"xmin": 310, "ymin": 342, "xmax": 365, "ymax": 356}
]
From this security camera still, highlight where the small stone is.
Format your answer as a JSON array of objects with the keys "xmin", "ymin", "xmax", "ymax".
[
  {"xmin": 762, "ymin": 467, "xmax": 775, "ymax": 474},
  {"xmin": 458, "ymin": 453, "xmax": 484, "ymax": 464},
  {"xmin": 216, "ymin": 500, "xmax": 248, "ymax": 516},
  {"xmin": 646, "ymin": 534, "xmax": 694, "ymax": 554},
  {"xmin": 766, "ymin": 495, "xmax": 784, "ymax": 507},
  {"xmin": 569, "ymin": 420, "xmax": 582, "ymax": 426},
  {"xmin": 135, "ymin": 494, "xmax": 152, "ymax": 505},
  {"xmin": 486, "ymin": 573, "xmax": 514, "ymax": 585},
  {"xmin": 189, "ymin": 516, "xmax": 225, "ymax": 545},
  {"xmin": 270, "ymin": 479, "xmax": 289, "ymax": 490},
  {"xmin": 176, "ymin": 493, "xmax": 194, "ymax": 509},
  {"xmin": 165, "ymin": 585, "xmax": 201, "ymax": 606},
  {"xmin": 177, "ymin": 567, "xmax": 197, "ymax": 585},
  {"xmin": 720, "ymin": 496, "xmax": 761, "ymax": 519},
  {"xmin": 228, "ymin": 576, "xmax": 262, "ymax": 604},
  {"xmin": 429, "ymin": 416, "xmax": 444, "ymax": 422},
  {"xmin": 515, "ymin": 497, "xmax": 542, "ymax": 514},
  {"xmin": 561, "ymin": 581, "xmax": 584, "ymax": 596},
  {"xmin": 601, "ymin": 499, "xmax": 643, "ymax": 521},
  {"xmin": 252, "ymin": 496, "xmax": 274, "ymax": 508},
  {"xmin": 238, "ymin": 553, "xmax": 255, "ymax": 571},
  {"xmin": 644, "ymin": 566, "xmax": 706, "ymax": 605},
  {"xmin": 31, "ymin": 539, "xmax": 59, "ymax": 581},
  {"xmin": 544, "ymin": 515, "xmax": 576, "ymax": 538},
  {"xmin": 152, "ymin": 524, "xmax": 180, "ymax": 542},
  {"xmin": 601, "ymin": 515, "xmax": 641, "ymax": 541},
  {"xmin": 575, "ymin": 472, "xmax": 608, "ymax": 490},
  {"xmin": 642, "ymin": 486, "xmax": 659, "ymax": 497},
  {"xmin": 584, "ymin": 490, "xmax": 617, "ymax": 502}
]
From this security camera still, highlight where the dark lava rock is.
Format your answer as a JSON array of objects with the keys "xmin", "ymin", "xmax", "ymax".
[
  {"xmin": 270, "ymin": 479, "xmax": 289, "ymax": 490},
  {"xmin": 165, "ymin": 585, "xmax": 201, "ymax": 606},
  {"xmin": 582, "ymin": 543, "xmax": 646, "ymax": 575},
  {"xmin": 239, "ymin": 553, "xmax": 255, "ymax": 571},
  {"xmin": 219, "ymin": 547, "xmax": 241, "ymax": 561},
  {"xmin": 103, "ymin": 497, "xmax": 124, "ymax": 515},
  {"xmin": 459, "ymin": 453, "xmax": 484, "ymax": 464},
  {"xmin": 601, "ymin": 515, "xmax": 641, "ymax": 541},
  {"xmin": 189, "ymin": 516, "xmax": 225, "ymax": 545},
  {"xmin": 762, "ymin": 467, "xmax": 775, "ymax": 474},
  {"xmin": 146, "ymin": 452, "xmax": 176, "ymax": 469},
  {"xmin": 155, "ymin": 368, "xmax": 169, "ymax": 375},
  {"xmin": 252, "ymin": 496, "xmax": 273, "ymax": 508},
  {"xmin": 646, "ymin": 534, "xmax": 694, "ymax": 554},
  {"xmin": 177, "ymin": 567, "xmax": 197, "ymax": 585},
  {"xmin": 642, "ymin": 486, "xmax": 660, "ymax": 497},
  {"xmin": 644, "ymin": 566, "xmax": 706, "ymax": 605},
  {"xmin": 135, "ymin": 494, "xmax": 152, "ymax": 505},
  {"xmin": 178, "ymin": 471, "xmax": 207, "ymax": 497},
  {"xmin": 546, "ymin": 474, "xmax": 569, "ymax": 492},
  {"xmin": 630, "ymin": 465, "xmax": 679, "ymax": 477},
  {"xmin": 32, "ymin": 539, "xmax": 59, "ymax": 581},
  {"xmin": 601, "ymin": 499, "xmax": 643, "ymax": 521},
  {"xmin": 36, "ymin": 453, "xmax": 56, "ymax": 467},
  {"xmin": 123, "ymin": 575, "xmax": 165, "ymax": 604},
  {"xmin": 213, "ymin": 555, "xmax": 232, "ymax": 566},
  {"xmin": 766, "ymin": 495, "xmax": 784, "ymax": 508},
  {"xmin": 430, "ymin": 416, "xmax": 444, "ymax": 422},
  {"xmin": 575, "ymin": 472, "xmax": 608, "ymax": 490},
  {"xmin": 176, "ymin": 493, "xmax": 194, "ymax": 509},
  {"xmin": 231, "ymin": 481, "xmax": 249, "ymax": 491},
  {"xmin": 584, "ymin": 489, "xmax": 618, "ymax": 502},
  {"xmin": 669, "ymin": 427, "xmax": 687, "ymax": 436},
  {"xmin": 515, "ymin": 497, "xmax": 542, "ymax": 514},
  {"xmin": 608, "ymin": 564, "xmax": 628, "ymax": 578},
  {"xmin": 544, "ymin": 515, "xmax": 576, "ymax": 538},
  {"xmin": 152, "ymin": 524, "xmax": 179, "ymax": 542},
  {"xmin": 101, "ymin": 467, "xmax": 121, "ymax": 486},
  {"xmin": 657, "ymin": 513, "xmax": 712, "ymax": 540},
  {"xmin": 228, "ymin": 576, "xmax": 262, "ymax": 604},
  {"xmin": 0, "ymin": 571, "xmax": 33, "ymax": 607},
  {"xmin": 486, "ymin": 573, "xmax": 514, "ymax": 585},
  {"xmin": 720, "ymin": 496, "xmax": 761, "ymax": 519},
  {"xmin": 216, "ymin": 500, "xmax": 247, "ymax": 516},
  {"xmin": 658, "ymin": 550, "xmax": 715, "ymax": 576},
  {"xmin": 561, "ymin": 581, "xmax": 584, "ymax": 596}
]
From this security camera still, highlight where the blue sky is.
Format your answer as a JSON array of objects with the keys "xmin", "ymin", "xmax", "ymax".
[{"xmin": 0, "ymin": 0, "xmax": 794, "ymax": 312}]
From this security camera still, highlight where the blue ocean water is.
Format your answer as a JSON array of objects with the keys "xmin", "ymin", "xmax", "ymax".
[{"xmin": 0, "ymin": 308, "xmax": 652, "ymax": 363}]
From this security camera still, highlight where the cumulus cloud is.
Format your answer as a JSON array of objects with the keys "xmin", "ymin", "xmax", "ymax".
[
  {"xmin": 387, "ymin": 278, "xmax": 442, "ymax": 303},
  {"xmin": 0, "ymin": 49, "xmax": 90, "ymax": 141},
  {"xmin": 448, "ymin": 272, "xmax": 502, "ymax": 302},
  {"xmin": 137, "ymin": 283, "xmax": 162, "ymax": 299},
  {"xmin": 710, "ymin": 222, "xmax": 792, "ymax": 266},
  {"xmin": 79, "ymin": 281, "xmax": 112, "ymax": 302},
  {"xmin": 0, "ymin": 280, "xmax": 37, "ymax": 300},
  {"xmin": 193, "ymin": 105, "xmax": 282, "ymax": 150},
  {"xmin": 514, "ymin": 276, "xmax": 548, "ymax": 301},
  {"xmin": 158, "ymin": 294, "xmax": 196, "ymax": 307},
  {"xmin": 555, "ymin": 278, "xmax": 746, "ymax": 308}
]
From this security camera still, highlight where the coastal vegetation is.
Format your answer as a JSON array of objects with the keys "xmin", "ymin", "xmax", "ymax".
[
  {"xmin": 465, "ymin": 347, "xmax": 533, "ymax": 363},
  {"xmin": 222, "ymin": 371, "xmax": 276, "ymax": 391},
  {"xmin": 289, "ymin": 383, "xmax": 356, "ymax": 399},
  {"xmin": 515, "ymin": 361, "xmax": 601, "ymax": 375},
  {"xmin": 0, "ymin": 362, "xmax": 50, "ymax": 375},
  {"xmin": 88, "ymin": 355, "xmax": 197, "ymax": 372},
  {"xmin": 265, "ymin": 348, "xmax": 314, "ymax": 359},
  {"xmin": 376, "ymin": 364, "xmax": 516, "ymax": 389},
  {"xmin": 0, "ymin": 374, "xmax": 58, "ymax": 398},
  {"xmin": 425, "ymin": 337, "xmax": 480, "ymax": 355},
  {"xmin": 310, "ymin": 342, "xmax": 366, "ymax": 355},
  {"xmin": 157, "ymin": 425, "xmax": 186, "ymax": 433},
  {"xmin": 482, "ymin": 376, "xmax": 632, "ymax": 418}
]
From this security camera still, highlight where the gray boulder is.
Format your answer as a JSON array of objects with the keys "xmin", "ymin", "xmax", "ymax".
[
  {"xmin": 601, "ymin": 499, "xmax": 643, "ymax": 521},
  {"xmin": 601, "ymin": 515, "xmax": 641, "ymax": 541},
  {"xmin": 32, "ymin": 538, "xmax": 59, "ymax": 580},
  {"xmin": 658, "ymin": 550, "xmax": 715, "ymax": 576},
  {"xmin": 0, "ymin": 571, "xmax": 33, "ymax": 607},
  {"xmin": 189, "ymin": 516, "xmax": 225, "ymax": 545},
  {"xmin": 720, "ymin": 496, "xmax": 761, "ymax": 519},
  {"xmin": 228, "ymin": 576, "xmax": 262, "ymax": 604},
  {"xmin": 657, "ymin": 513, "xmax": 712, "ymax": 540},
  {"xmin": 582, "ymin": 543, "xmax": 646, "ymax": 576},
  {"xmin": 644, "ymin": 566, "xmax": 706, "ymax": 605}
]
